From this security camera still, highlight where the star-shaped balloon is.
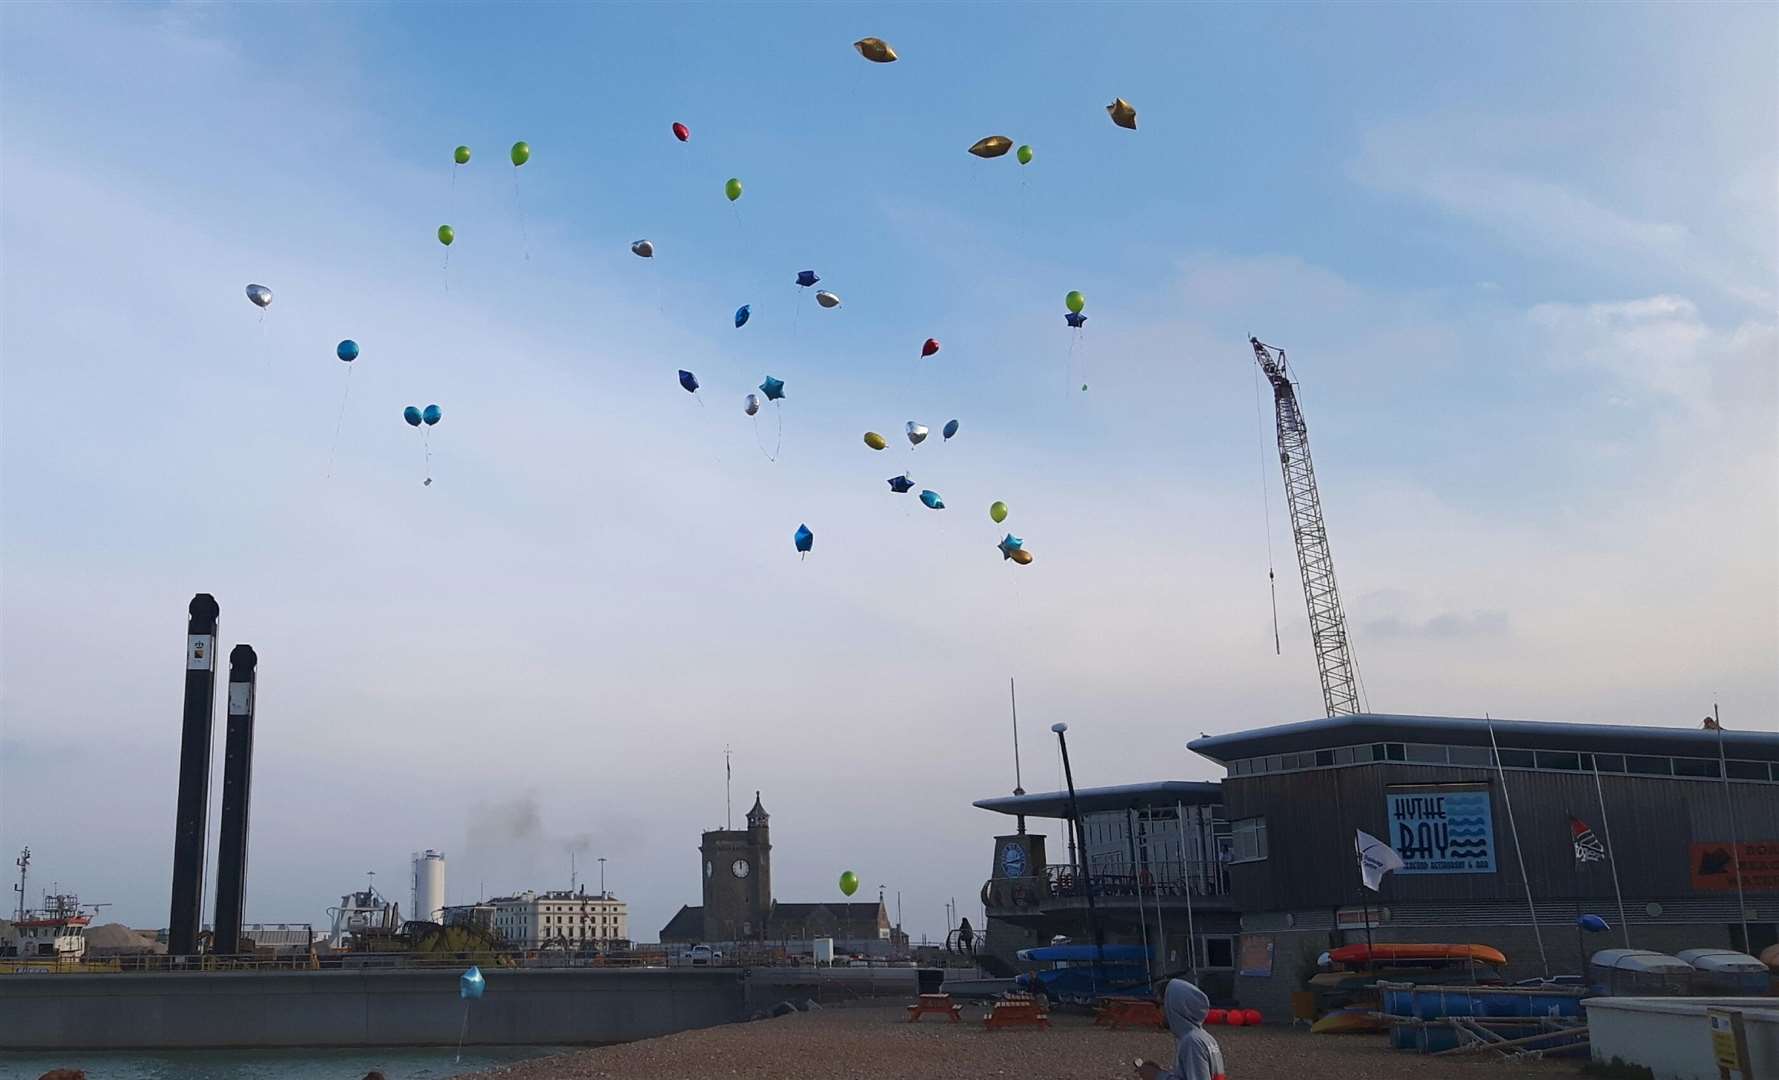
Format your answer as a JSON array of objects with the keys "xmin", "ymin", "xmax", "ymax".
[
  {"xmin": 794, "ymin": 523, "xmax": 814, "ymax": 555},
  {"xmin": 759, "ymin": 376, "xmax": 785, "ymax": 401},
  {"xmin": 920, "ymin": 489, "xmax": 945, "ymax": 510},
  {"xmin": 461, "ymin": 965, "xmax": 485, "ymax": 1000},
  {"xmin": 795, "ymin": 270, "xmax": 819, "ymax": 288},
  {"xmin": 887, "ymin": 474, "xmax": 914, "ymax": 493},
  {"xmin": 998, "ymin": 533, "xmax": 1024, "ymax": 560},
  {"xmin": 1065, "ymin": 311, "xmax": 1087, "ymax": 329}
]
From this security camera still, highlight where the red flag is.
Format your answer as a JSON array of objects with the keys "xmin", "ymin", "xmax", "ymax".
[{"xmin": 1570, "ymin": 815, "xmax": 1606, "ymax": 865}]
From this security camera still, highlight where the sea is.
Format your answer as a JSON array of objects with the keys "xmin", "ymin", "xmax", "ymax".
[{"xmin": 0, "ymin": 1046, "xmax": 565, "ymax": 1080}]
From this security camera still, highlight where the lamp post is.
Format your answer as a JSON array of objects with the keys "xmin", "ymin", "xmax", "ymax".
[{"xmin": 1051, "ymin": 722, "xmax": 1104, "ymax": 983}]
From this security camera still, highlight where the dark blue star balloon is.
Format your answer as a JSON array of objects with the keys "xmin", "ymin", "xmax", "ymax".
[
  {"xmin": 678, "ymin": 370, "xmax": 700, "ymax": 393},
  {"xmin": 919, "ymin": 489, "xmax": 945, "ymax": 510},
  {"xmin": 735, "ymin": 304, "xmax": 750, "ymax": 328},
  {"xmin": 795, "ymin": 270, "xmax": 819, "ymax": 288},
  {"xmin": 943, "ymin": 419, "xmax": 959, "ymax": 440},
  {"xmin": 759, "ymin": 375, "xmax": 785, "ymax": 400},
  {"xmin": 998, "ymin": 533, "xmax": 1024, "ymax": 560},
  {"xmin": 887, "ymin": 474, "xmax": 914, "ymax": 493},
  {"xmin": 794, "ymin": 523, "xmax": 814, "ymax": 555},
  {"xmin": 1065, "ymin": 311, "xmax": 1087, "ymax": 329}
]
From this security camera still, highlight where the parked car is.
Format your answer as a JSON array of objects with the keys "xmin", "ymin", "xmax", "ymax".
[{"xmin": 682, "ymin": 943, "xmax": 723, "ymax": 966}]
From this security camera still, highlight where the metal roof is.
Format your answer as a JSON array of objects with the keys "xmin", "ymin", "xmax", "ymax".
[
  {"xmin": 1187, "ymin": 713, "xmax": 1779, "ymax": 763},
  {"xmin": 974, "ymin": 780, "xmax": 1221, "ymax": 819}
]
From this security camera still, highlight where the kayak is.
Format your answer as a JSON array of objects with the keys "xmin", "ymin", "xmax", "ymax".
[
  {"xmin": 1311, "ymin": 1006, "xmax": 1387, "ymax": 1034},
  {"xmin": 1328, "ymin": 943, "xmax": 1507, "ymax": 967}
]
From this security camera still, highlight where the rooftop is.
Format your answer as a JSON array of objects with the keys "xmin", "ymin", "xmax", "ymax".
[
  {"xmin": 974, "ymin": 780, "xmax": 1222, "ymax": 819},
  {"xmin": 1187, "ymin": 712, "xmax": 1779, "ymax": 763}
]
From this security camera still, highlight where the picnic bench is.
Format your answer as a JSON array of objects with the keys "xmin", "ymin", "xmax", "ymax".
[
  {"xmin": 984, "ymin": 992, "xmax": 1051, "ymax": 1031},
  {"xmin": 906, "ymin": 993, "xmax": 963, "ymax": 1023},
  {"xmin": 1095, "ymin": 996, "xmax": 1167, "ymax": 1031}
]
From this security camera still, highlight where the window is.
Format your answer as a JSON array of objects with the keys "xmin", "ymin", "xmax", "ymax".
[
  {"xmin": 1316, "ymin": 750, "xmax": 1334, "ymax": 767},
  {"xmin": 1386, "ymin": 743, "xmax": 1406, "ymax": 761},
  {"xmin": 1371, "ymin": 744, "xmax": 1389, "ymax": 762},
  {"xmin": 1448, "ymin": 746, "xmax": 1492, "ymax": 767},
  {"xmin": 1726, "ymin": 760, "xmax": 1769, "ymax": 781},
  {"xmin": 1625, "ymin": 755, "xmax": 1671, "ymax": 776},
  {"xmin": 1673, "ymin": 758, "xmax": 1720, "ymax": 778},
  {"xmin": 1202, "ymin": 936, "xmax": 1235, "ymax": 969},
  {"xmin": 1265, "ymin": 755, "xmax": 1283, "ymax": 773},
  {"xmin": 1406, "ymin": 744, "xmax": 1447, "ymax": 764},
  {"xmin": 1594, "ymin": 754, "xmax": 1625, "ymax": 773},
  {"xmin": 1496, "ymin": 748, "xmax": 1535, "ymax": 768},
  {"xmin": 1536, "ymin": 751, "xmax": 1581, "ymax": 771},
  {"xmin": 1230, "ymin": 817, "xmax": 1268, "ymax": 863},
  {"xmin": 1334, "ymin": 747, "xmax": 1355, "ymax": 765}
]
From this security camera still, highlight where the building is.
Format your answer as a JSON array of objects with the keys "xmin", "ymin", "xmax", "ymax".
[
  {"xmin": 659, "ymin": 791, "xmax": 902, "ymax": 953},
  {"xmin": 486, "ymin": 889, "xmax": 629, "ymax": 949},
  {"xmin": 411, "ymin": 850, "xmax": 446, "ymax": 925},
  {"xmin": 976, "ymin": 712, "xmax": 1779, "ymax": 1016}
]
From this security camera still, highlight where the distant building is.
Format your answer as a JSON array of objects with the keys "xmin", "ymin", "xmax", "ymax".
[{"xmin": 485, "ymin": 889, "xmax": 628, "ymax": 949}]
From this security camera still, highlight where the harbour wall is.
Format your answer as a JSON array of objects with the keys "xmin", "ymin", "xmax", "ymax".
[{"xmin": 0, "ymin": 967, "xmax": 745, "ymax": 1050}]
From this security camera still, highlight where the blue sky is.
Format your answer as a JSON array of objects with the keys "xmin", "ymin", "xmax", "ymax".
[{"xmin": 2, "ymin": 3, "xmax": 1773, "ymax": 941}]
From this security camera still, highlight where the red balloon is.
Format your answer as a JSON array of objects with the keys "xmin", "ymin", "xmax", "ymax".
[
  {"xmin": 1204, "ymin": 1009, "xmax": 1227, "ymax": 1026},
  {"xmin": 921, "ymin": 337, "xmax": 940, "ymax": 357},
  {"xmin": 672, "ymin": 122, "xmax": 690, "ymax": 142},
  {"xmin": 1242, "ymin": 1009, "xmax": 1262, "ymax": 1026},
  {"xmin": 1224, "ymin": 1011, "xmax": 1246, "ymax": 1027}
]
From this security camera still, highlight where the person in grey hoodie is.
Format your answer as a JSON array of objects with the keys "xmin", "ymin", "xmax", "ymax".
[{"xmin": 1134, "ymin": 979, "xmax": 1226, "ymax": 1080}]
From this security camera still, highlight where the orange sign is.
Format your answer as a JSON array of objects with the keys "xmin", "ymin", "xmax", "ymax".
[{"xmin": 1690, "ymin": 841, "xmax": 1779, "ymax": 892}]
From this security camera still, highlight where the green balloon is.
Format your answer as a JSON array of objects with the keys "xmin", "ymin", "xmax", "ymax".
[
  {"xmin": 990, "ymin": 501, "xmax": 1008, "ymax": 524},
  {"xmin": 1065, "ymin": 290, "xmax": 1085, "ymax": 314},
  {"xmin": 454, "ymin": 145, "xmax": 471, "ymax": 165},
  {"xmin": 838, "ymin": 870, "xmax": 859, "ymax": 897},
  {"xmin": 1016, "ymin": 144, "xmax": 1033, "ymax": 165},
  {"xmin": 437, "ymin": 224, "xmax": 454, "ymax": 246},
  {"xmin": 725, "ymin": 177, "xmax": 743, "ymax": 202},
  {"xmin": 510, "ymin": 141, "xmax": 530, "ymax": 167}
]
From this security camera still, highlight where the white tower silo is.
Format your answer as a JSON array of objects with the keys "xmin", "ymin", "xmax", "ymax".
[{"xmin": 412, "ymin": 849, "xmax": 446, "ymax": 924}]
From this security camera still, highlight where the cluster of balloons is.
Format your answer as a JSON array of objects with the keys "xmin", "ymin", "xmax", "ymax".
[
  {"xmin": 403, "ymin": 404, "xmax": 442, "ymax": 427},
  {"xmin": 968, "ymin": 135, "xmax": 1035, "ymax": 165}
]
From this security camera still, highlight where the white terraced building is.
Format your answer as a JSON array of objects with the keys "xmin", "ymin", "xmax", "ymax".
[{"xmin": 488, "ymin": 889, "xmax": 628, "ymax": 949}]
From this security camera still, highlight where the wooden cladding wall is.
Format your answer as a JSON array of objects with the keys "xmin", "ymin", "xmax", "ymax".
[{"xmin": 1225, "ymin": 763, "xmax": 1779, "ymax": 911}]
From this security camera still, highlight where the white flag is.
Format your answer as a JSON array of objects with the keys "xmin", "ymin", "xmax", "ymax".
[{"xmin": 1356, "ymin": 829, "xmax": 1405, "ymax": 891}]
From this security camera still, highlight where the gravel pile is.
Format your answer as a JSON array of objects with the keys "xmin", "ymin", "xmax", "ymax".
[{"xmin": 470, "ymin": 1003, "xmax": 1585, "ymax": 1080}]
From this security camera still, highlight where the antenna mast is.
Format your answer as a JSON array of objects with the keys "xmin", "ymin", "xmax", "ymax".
[
  {"xmin": 724, "ymin": 745, "xmax": 733, "ymax": 830},
  {"xmin": 1249, "ymin": 337, "xmax": 1364, "ymax": 716},
  {"xmin": 13, "ymin": 847, "xmax": 28, "ymax": 923}
]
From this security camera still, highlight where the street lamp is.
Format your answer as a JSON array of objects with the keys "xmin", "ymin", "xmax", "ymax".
[{"xmin": 1051, "ymin": 722, "xmax": 1104, "ymax": 985}]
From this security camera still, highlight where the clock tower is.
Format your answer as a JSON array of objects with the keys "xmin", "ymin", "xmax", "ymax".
[{"xmin": 700, "ymin": 791, "xmax": 772, "ymax": 941}]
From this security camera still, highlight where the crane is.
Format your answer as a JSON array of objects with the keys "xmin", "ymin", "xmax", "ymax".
[{"xmin": 1249, "ymin": 336, "xmax": 1364, "ymax": 717}]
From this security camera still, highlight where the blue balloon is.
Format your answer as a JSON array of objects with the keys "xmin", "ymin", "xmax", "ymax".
[
  {"xmin": 337, "ymin": 339, "xmax": 360, "ymax": 362},
  {"xmin": 1577, "ymin": 914, "xmax": 1610, "ymax": 933},
  {"xmin": 795, "ymin": 270, "xmax": 819, "ymax": 288},
  {"xmin": 679, "ymin": 370, "xmax": 700, "ymax": 394},
  {"xmin": 920, "ymin": 489, "xmax": 945, "ymax": 510},
  {"xmin": 998, "ymin": 533, "xmax": 1024, "ymax": 559},
  {"xmin": 461, "ymin": 965, "xmax": 485, "ymax": 1000},
  {"xmin": 1064, "ymin": 312, "xmax": 1086, "ymax": 329},
  {"xmin": 403, "ymin": 406, "xmax": 422, "ymax": 427},
  {"xmin": 735, "ymin": 304, "xmax": 751, "ymax": 328},
  {"xmin": 794, "ymin": 523, "xmax": 814, "ymax": 554},
  {"xmin": 943, "ymin": 419, "xmax": 959, "ymax": 440},
  {"xmin": 759, "ymin": 376, "xmax": 785, "ymax": 401},
  {"xmin": 887, "ymin": 474, "xmax": 914, "ymax": 494},
  {"xmin": 422, "ymin": 404, "xmax": 442, "ymax": 426}
]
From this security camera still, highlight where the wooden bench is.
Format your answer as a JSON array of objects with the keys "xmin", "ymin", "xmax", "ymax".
[
  {"xmin": 984, "ymin": 993, "xmax": 1050, "ymax": 1031},
  {"xmin": 1095, "ymin": 996, "xmax": 1167, "ymax": 1030},
  {"xmin": 906, "ymin": 993, "xmax": 963, "ymax": 1023}
]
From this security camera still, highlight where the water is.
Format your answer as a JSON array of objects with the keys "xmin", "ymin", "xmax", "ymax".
[{"xmin": 0, "ymin": 1045, "xmax": 566, "ymax": 1080}]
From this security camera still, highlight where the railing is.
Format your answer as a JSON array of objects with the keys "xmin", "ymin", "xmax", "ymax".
[{"xmin": 983, "ymin": 860, "xmax": 1230, "ymax": 913}]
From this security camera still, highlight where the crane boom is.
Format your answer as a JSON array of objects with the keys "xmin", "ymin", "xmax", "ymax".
[{"xmin": 1250, "ymin": 337, "xmax": 1363, "ymax": 717}]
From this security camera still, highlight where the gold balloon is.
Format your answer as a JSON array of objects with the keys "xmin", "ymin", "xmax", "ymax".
[
  {"xmin": 969, "ymin": 135, "xmax": 1014, "ymax": 159},
  {"xmin": 1107, "ymin": 98, "xmax": 1137, "ymax": 130},
  {"xmin": 854, "ymin": 37, "xmax": 898, "ymax": 63},
  {"xmin": 1011, "ymin": 548, "xmax": 1034, "ymax": 565},
  {"xmin": 863, "ymin": 431, "xmax": 888, "ymax": 450}
]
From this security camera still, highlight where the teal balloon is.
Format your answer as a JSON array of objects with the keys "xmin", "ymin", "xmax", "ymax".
[
  {"xmin": 336, "ymin": 340, "xmax": 359, "ymax": 362},
  {"xmin": 422, "ymin": 404, "xmax": 442, "ymax": 426},
  {"xmin": 403, "ymin": 406, "xmax": 422, "ymax": 427},
  {"xmin": 759, "ymin": 376, "xmax": 785, "ymax": 401},
  {"xmin": 461, "ymin": 965, "xmax": 485, "ymax": 999}
]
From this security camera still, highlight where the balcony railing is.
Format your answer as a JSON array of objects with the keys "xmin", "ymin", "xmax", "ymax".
[{"xmin": 983, "ymin": 859, "xmax": 1229, "ymax": 912}]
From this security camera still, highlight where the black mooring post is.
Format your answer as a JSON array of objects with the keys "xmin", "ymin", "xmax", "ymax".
[
  {"xmin": 168, "ymin": 593, "xmax": 220, "ymax": 957},
  {"xmin": 212, "ymin": 644, "xmax": 258, "ymax": 956}
]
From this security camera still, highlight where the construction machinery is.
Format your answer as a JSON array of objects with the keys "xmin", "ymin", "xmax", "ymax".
[{"xmin": 1249, "ymin": 337, "xmax": 1364, "ymax": 717}]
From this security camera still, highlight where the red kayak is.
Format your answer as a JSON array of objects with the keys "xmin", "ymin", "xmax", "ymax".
[{"xmin": 1329, "ymin": 943, "xmax": 1507, "ymax": 966}]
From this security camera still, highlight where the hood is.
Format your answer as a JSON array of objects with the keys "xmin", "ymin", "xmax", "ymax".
[{"xmin": 1164, "ymin": 978, "xmax": 1209, "ymax": 1037}]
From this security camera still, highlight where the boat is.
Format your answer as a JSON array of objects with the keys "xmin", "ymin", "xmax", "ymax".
[
  {"xmin": 4, "ymin": 893, "xmax": 93, "ymax": 966},
  {"xmin": 1328, "ymin": 943, "xmax": 1506, "ymax": 967},
  {"xmin": 1675, "ymin": 948, "xmax": 1770, "ymax": 995},
  {"xmin": 1587, "ymin": 949, "xmax": 1692, "ymax": 996},
  {"xmin": 1013, "ymin": 943, "xmax": 1150, "ymax": 1003},
  {"xmin": 1311, "ymin": 1006, "xmax": 1387, "ymax": 1034}
]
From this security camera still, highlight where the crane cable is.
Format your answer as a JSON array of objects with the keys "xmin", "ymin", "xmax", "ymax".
[{"xmin": 1251, "ymin": 361, "xmax": 1281, "ymax": 655}]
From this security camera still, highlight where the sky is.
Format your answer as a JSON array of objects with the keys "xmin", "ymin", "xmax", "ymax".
[{"xmin": 2, "ymin": 3, "xmax": 1774, "ymax": 943}]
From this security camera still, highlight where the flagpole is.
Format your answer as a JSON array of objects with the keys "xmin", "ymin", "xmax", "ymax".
[
  {"xmin": 1714, "ymin": 703, "xmax": 1751, "ymax": 953},
  {"xmin": 1486, "ymin": 714, "xmax": 1550, "ymax": 979},
  {"xmin": 1176, "ymin": 801, "xmax": 1197, "ymax": 980},
  {"xmin": 1589, "ymin": 757, "xmax": 1632, "ymax": 949}
]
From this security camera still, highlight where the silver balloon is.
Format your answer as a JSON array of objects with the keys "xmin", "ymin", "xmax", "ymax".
[
  {"xmin": 815, "ymin": 290, "xmax": 841, "ymax": 309},
  {"xmin": 744, "ymin": 393, "xmax": 761, "ymax": 416},
  {"xmin": 631, "ymin": 239, "xmax": 655, "ymax": 258},
  {"xmin": 245, "ymin": 284, "xmax": 273, "ymax": 308},
  {"xmin": 906, "ymin": 421, "xmax": 929, "ymax": 446}
]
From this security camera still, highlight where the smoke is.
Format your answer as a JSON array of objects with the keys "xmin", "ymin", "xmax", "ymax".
[
  {"xmin": 564, "ymin": 833, "xmax": 593, "ymax": 855},
  {"xmin": 470, "ymin": 795, "xmax": 544, "ymax": 846}
]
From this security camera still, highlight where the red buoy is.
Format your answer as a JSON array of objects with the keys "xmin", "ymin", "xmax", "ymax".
[
  {"xmin": 1242, "ymin": 1009, "xmax": 1263, "ymax": 1026},
  {"xmin": 1224, "ymin": 1011, "xmax": 1246, "ymax": 1027},
  {"xmin": 672, "ymin": 122, "xmax": 690, "ymax": 143},
  {"xmin": 1205, "ymin": 1008, "xmax": 1227, "ymax": 1025}
]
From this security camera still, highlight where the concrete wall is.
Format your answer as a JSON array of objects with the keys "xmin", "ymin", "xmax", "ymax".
[
  {"xmin": 1585, "ymin": 998, "xmax": 1779, "ymax": 1080},
  {"xmin": 0, "ymin": 968, "xmax": 745, "ymax": 1050}
]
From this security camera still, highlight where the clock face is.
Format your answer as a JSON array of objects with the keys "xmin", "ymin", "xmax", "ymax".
[
  {"xmin": 1000, "ymin": 841, "xmax": 1028, "ymax": 879},
  {"xmin": 731, "ymin": 858, "xmax": 751, "ymax": 879}
]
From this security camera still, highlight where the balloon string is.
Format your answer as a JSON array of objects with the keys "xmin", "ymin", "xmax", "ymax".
[
  {"xmin": 326, "ymin": 365, "xmax": 353, "ymax": 479},
  {"xmin": 753, "ymin": 407, "xmax": 780, "ymax": 463},
  {"xmin": 456, "ymin": 1002, "xmax": 469, "ymax": 1064},
  {"xmin": 423, "ymin": 429, "xmax": 433, "ymax": 487},
  {"xmin": 443, "ymin": 247, "xmax": 450, "ymax": 292},
  {"xmin": 514, "ymin": 174, "xmax": 530, "ymax": 262}
]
